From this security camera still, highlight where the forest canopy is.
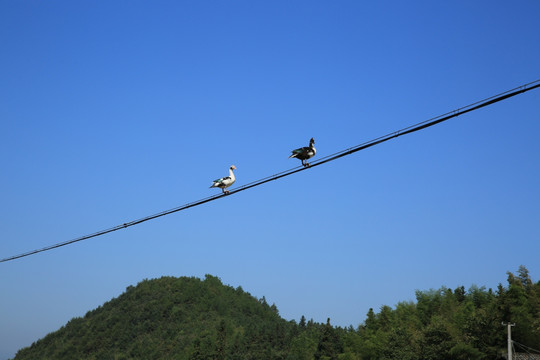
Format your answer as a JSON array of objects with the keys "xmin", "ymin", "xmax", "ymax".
[{"xmin": 13, "ymin": 266, "xmax": 540, "ymax": 360}]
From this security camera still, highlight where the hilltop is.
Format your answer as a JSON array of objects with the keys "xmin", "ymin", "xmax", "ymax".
[{"xmin": 13, "ymin": 275, "xmax": 297, "ymax": 359}]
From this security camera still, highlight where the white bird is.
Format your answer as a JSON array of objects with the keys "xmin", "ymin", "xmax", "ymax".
[
  {"xmin": 210, "ymin": 165, "xmax": 237, "ymax": 194},
  {"xmin": 289, "ymin": 138, "xmax": 316, "ymax": 167}
]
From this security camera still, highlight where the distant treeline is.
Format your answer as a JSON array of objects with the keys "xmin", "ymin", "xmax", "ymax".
[{"xmin": 13, "ymin": 266, "xmax": 540, "ymax": 360}]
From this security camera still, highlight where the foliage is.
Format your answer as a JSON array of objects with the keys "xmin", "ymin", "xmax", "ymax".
[{"xmin": 12, "ymin": 267, "xmax": 540, "ymax": 359}]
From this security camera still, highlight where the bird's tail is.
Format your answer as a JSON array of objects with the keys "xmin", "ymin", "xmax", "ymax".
[{"xmin": 288, "ymin": 153, "xmax": 297, "ymax": 159}]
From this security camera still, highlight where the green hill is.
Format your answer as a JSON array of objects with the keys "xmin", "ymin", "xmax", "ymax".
[
  {"xmin": 13, "ymin": 275, "xmax": 297, "ymax": 360},
  {"xmin": 12, "ymin": 267, "xmax": 540, "ymax": 360}
]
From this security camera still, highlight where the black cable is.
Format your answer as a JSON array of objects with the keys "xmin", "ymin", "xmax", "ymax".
[{"xmin": 2, "ymin": 80, "xmax": 539, "ymax": 263}]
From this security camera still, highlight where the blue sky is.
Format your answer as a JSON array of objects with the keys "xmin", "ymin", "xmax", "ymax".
[{"xmin": 1, "ymin": 1, "xmax": 540, "ymax": 358}]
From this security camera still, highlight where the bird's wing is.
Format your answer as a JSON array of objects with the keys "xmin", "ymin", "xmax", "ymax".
[
  {"xmin": 214, "ymin": 176, "xmax": 233, "ymax": 185},
  {"xmin": 290, "ymin": 146, "xmax": 308, "ymax": 156}
]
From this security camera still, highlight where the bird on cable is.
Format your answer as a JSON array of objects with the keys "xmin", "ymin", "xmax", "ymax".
[
  {"xmin": 210, "ymin": 165, "xmax": 237, "ymax": 194},
  {"xmin": 289, "ymin": 138, "xmax": 316, "ymax": 167}
]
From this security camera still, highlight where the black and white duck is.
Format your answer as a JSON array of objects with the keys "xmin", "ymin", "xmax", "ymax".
[
  {"xmin": 289, "ymin": 138, "xmax": 316, "ymax": 167},
  {"xmin": 210, "ymin": 165, "xmax": 236, "ymax": 194}
]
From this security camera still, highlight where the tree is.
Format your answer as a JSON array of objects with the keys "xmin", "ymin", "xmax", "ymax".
[
  {"xmin": 299, "ymin": 315, "xmax": 307, "ymax": 330},
  {"xmin": 448, "ymin": 343, "xmax": 485, "ymax": 360},
  {"xmin": 382, "ymin": 326, "xmax": 419, "ymax": 360},
  {"xmin": 315, "ymin": 318, "xmax": 343, "ymax": 360},
  {"xmin": 364, "ymin": 308, "xmax": 377, "ymax": 330},
  {"xmin": 419, "ymin": 316, "xmax": 455, "ymax": 360},
  {"xmin": 289, "ymin": 331, "xmax": 317, "ymax": 360},
  {"xmin": 454, "ymin": 286, "xmax": 466, "ymax": 303}
]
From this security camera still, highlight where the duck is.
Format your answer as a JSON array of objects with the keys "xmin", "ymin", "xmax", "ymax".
[
  {"xmin": 289, "ymin": 138, "xmax": 316, "ymax": 167},
  {"xmin": 210, "ymin": 165, "xmax": 237, "ymax": 194}
]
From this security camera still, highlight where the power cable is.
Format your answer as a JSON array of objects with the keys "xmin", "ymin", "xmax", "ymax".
[
  {"xmin": 513, "ymin": 340, "xmax": 540, "ymax": 355},
  {"xmin": 2, "ymin": 79, "xmax": 540, "ymax": 263}
]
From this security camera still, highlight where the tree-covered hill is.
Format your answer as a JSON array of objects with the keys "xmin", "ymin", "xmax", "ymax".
[
  {"xmin": 12, "ymin": 267, "xmax": 540, "ymax": 360},
  {"xmin": 13, "ymin": 275, "xmax": 296, "ymax": 360}
]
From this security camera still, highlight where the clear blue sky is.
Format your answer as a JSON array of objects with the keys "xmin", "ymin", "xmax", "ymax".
[{"xmin": 1, "ymin": 1, "xmax": 539, "ymax": 358}]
